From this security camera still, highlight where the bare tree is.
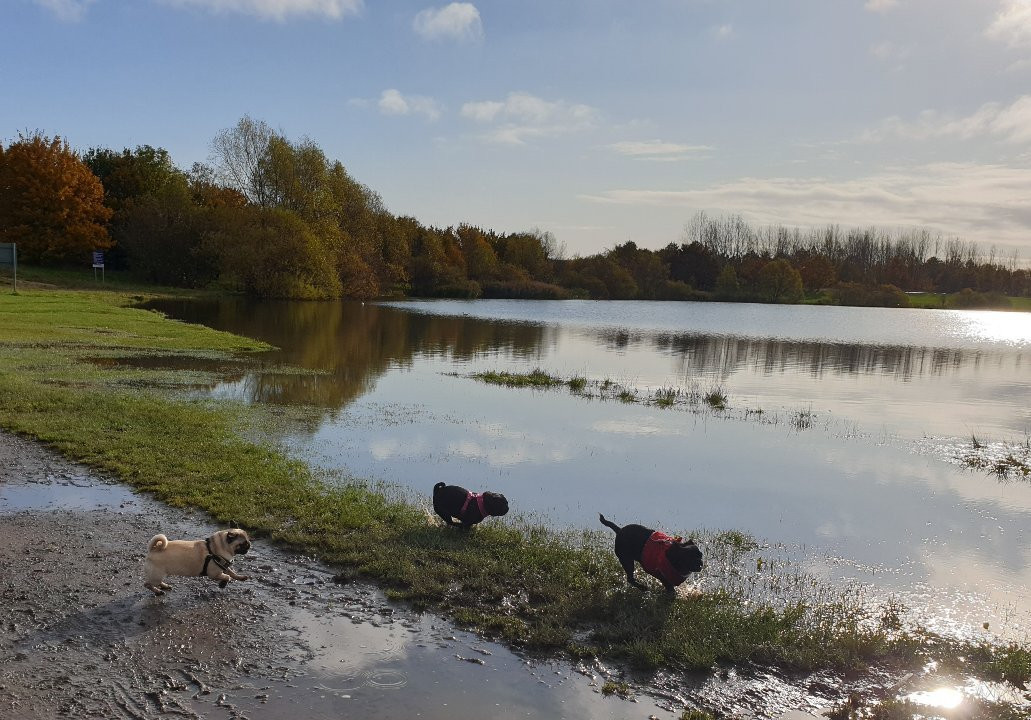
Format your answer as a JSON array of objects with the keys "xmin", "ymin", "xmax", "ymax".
[{"xmin": 209, "ymin": 115, "xmax": 277, "ymax": 207}]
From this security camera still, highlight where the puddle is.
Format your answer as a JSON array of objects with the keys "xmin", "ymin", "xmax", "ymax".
[{"xmin": 0, "ymin": 478, "xmax": 141, "ymax": 512}]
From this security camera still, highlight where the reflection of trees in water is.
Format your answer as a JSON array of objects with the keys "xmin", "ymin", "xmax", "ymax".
[
  {"xmin": 146, "ymin": 299, "xmax": 546, "ymax": 407},
  {"xmin": 644, "ymin": 333, "xmax": 1019, "ymax": 381}
]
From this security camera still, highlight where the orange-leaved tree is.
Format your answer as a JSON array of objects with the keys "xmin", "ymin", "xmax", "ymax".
[{"xmin": 0, "ymin": 132, "xmax": 113, "ymax": 264}]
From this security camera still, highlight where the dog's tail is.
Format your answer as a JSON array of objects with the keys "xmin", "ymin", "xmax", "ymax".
[
  {"xmin": 599, "ymin": 514, "xmax": 621, "ymax": 534},
  {"xmin": 148, "ymin": 534, "xmax": 168, "ymax": 552},
  {"xmin": 433, "ymin": 482, "xmax": 446, "ymax": 494}
]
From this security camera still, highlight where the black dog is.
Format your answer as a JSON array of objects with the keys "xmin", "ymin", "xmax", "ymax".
[
  {"xmin": 599, "ymin": 514, "xmax": 703, "ymax": 591},
  {"xmin": 433, "ymin": 482, "xmax": 509, "ymax": 528}
]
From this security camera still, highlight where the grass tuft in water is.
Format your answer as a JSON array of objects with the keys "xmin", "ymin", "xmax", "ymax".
[
  {"xmin": 703, "ymin": 386, "xmax": 728, "ymax": 410},
  {"xmin": 568, "ymin": 374, "xmax": 588, "ymax": 393},
  {"xmin": 653, "ymin": 387, "xmax": 678, "ymax": 408},
  {"xmin": 472, "ymin": 368, "xmax": 563, "ymax": 388}
]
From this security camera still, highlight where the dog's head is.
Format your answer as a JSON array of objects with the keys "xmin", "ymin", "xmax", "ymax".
[
  {"xmin": 483, "ymin": 492, "xmax": 509, "ymax": 517},
  {"xmin": 215, "ymin": 528, "xmax": 252, "ymax": 556},
  {"xmin": 668, "ymin": 538, "xmax": 703, "ymax": 575}
]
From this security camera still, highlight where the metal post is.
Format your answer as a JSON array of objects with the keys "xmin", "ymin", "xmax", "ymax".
[{"xmin": 11, "ymin": 244, "xmax": 15, "ymax": 294}]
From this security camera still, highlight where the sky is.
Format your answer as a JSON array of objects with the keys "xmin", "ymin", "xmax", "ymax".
[{"xmin": 3, "ymin": 0, "xmax": 1031, "ymax": 260}]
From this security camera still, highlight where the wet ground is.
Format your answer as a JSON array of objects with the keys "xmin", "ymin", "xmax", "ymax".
[
  {"xmin": 5, "ymin": 431, "xmax": 1029, "ymax": 719},
  {"xmin": 0, "ymin": 431, "xmax": 719, "ymax": 720}
]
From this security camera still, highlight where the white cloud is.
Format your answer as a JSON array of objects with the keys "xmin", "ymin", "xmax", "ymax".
[
  {"xmin": 609, "ymin": 140, "xmax": 713, "ymax": 162},
  {"xmin": 869, "ymin": 41, "xmax": 910, "ymax": 65},
  {"xmin": 34, "ymin": 0, "xmax": 95, "ymax": 22},
  {"xmin": 460, "ymin": 92, "xmax": 597, "ymax": 144},
  {"xmin": 864, "ymin": 0, "xmax": 898, "ymax": 12},
  {"xmin": 712, "ymin": 23, "xmax": 733, "ymax": 40},
  {"xmin": 377, "ymin": 89, "xmax": 442, "ymax": 121},
  {"xmin": 161, "ymin": 0, "xmax": 362, "ymax": 21},
  {"xmin": 413, "ymin": 2, "xmax": 483, "ymax": 41},
  {"xmin": 861, "ymin": 95, "xmax": 1031, "ymax": 144},
  {"xmin": 986, "ymin": 0, "xmax": 1031, "ymax": 47},
  {"xmin": 580, "ymin": 163, "xmax": 1031, "ymax": 256}
]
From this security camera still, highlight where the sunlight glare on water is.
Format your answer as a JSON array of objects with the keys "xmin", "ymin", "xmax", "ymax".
[
  {"xmin": 950, "ymin": 309, "xmax": 1031, "ymax": 346},
  {"xmin": 906, "ymin": 686, "xmax": 964, "ymax": 709}
]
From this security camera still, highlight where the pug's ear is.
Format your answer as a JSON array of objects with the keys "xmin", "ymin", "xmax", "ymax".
[{"xmin": 227, "ymin": 531, "xmax": 237, "ymax": 542}]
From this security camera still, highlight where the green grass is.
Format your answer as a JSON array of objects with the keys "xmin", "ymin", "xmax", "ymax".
[
  {"xmin": 1, "ymin": 288, "xmax": 1030, "ymax": 695},
  {"xmin": 471, "ymin": 368, "xmax": 563, "ymax": 388},
  {"xmin": 703, "ymin": 387, "xmax": 728, "ymax": 410},
  {"xmin": 653, "ymin": 387, "xmax": 678, "ymax": 408},
  {"xmin": 600, "ymin": 680, "xmax": 632, "ymax": 698},
  {"xmin": 905, "ymin": 291, "xmax": 1031, "ymax": 312}
]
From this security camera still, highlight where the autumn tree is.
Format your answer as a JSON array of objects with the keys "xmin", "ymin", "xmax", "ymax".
[
  {"xmin": 0, "ymin": 133, "xmax": 112, "ymax": 264},
  {"xmin": 84, "ymin": 144, "xmax": 194, "ymax": 272},
  {"xmin": 206, "ymin": 206, "xmax": 342, "ymax": 299}
]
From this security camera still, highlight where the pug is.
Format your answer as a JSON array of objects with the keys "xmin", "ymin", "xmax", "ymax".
[
  {"xmin": 599, "ymin": 514, "xmax": 703, "ymax": 592},
  {"xmin": 144, "ymin": 528, "xmax": 252, "ymax": 596},
  {"xmin": 433, "ymin": 482, "xmax": 509, "ymax": 528}
]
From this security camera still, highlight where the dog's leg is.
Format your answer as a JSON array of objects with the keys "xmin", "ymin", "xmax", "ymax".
[
  {"xmin": 214, "ymin": 569, "xmax": 250, "ymax": 588},
  {"xmin": 618, "ymin": 556, "xmax": 647, "ymax": 590},
  {"xmin": 435, "ymin": 509, "xmax": 461, "ymax": 526},
  {"xmin": 159, "ymin": 582, "xmax": 172, "ymax": 590},
  {"xmin": 144, "ymin": 562, "xmax": 167, "ymax": 595}
]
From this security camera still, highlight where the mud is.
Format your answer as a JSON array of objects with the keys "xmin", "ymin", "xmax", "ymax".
[{"xmin": 0, "ymin": 432, "xmax": 692, "ymax": 720}]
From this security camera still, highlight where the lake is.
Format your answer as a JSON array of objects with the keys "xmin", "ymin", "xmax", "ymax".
[{"xmin": 146, "ymin": 297, "xmax": 1031, "ymax": 643}]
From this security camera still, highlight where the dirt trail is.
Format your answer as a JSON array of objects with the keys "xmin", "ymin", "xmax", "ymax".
[{"xmin": 1, "ymin": 432, "xmax": 701, "ymax": 720}]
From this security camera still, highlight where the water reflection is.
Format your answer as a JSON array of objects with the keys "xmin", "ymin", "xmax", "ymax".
[
  {"xmin": 144, "ymin": 298, "xmax": 1031, "ymax": 642},
  {"xmin": 145, "ymin": 298, "xmax": 1030, "ymax": 438},
  {"xmin": 146, "ymin": 298, "xmax": 550, "ymax": 407}
]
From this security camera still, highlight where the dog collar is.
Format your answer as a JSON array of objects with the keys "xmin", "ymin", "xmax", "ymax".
[
  {"xmin": 460, "ymin": 492, "xmax": 487, "ymax": 519},
  {"xmin": 200, "ymin": 537, "xmax": 233, "ymax": 577}
]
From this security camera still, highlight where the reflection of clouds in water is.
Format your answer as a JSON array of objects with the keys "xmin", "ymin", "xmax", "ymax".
[
  {"xmin": 369, "ymin": 438, "xmax": 431, "ymax": 460},
  {"xmin": 591, "ymin": 419, "xmax": 679, "ymax": 436},
  {"xmin": 447, "ymin": 437, "xmax": 575, "ymax": 467}
]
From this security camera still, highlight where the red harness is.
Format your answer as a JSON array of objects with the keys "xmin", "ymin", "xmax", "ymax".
[
  {"xmin": 640, "ymin": 531, "xmax": 688, "ymax": 587},
  {"xmin": 460, "ymin": 492, "xmax": 487, "ymax": 521}
]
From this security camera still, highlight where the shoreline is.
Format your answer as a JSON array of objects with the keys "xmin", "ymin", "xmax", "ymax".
[
  {"xmin": 1, "ymin": 286, "xmax": 1029, "ymax": 718},
  {"xmin": 0, "ymin": 430, "xmax": 696, "ymax": 720}
]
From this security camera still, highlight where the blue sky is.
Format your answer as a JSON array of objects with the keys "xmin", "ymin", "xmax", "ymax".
[{"xmin": 4, "ymin": 0, "xmax": 1031, "ymax": 259}]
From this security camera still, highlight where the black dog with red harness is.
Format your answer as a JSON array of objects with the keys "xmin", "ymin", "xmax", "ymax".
[
  {"xmin": 433, "ymin": 482, "xmax": 509, "ymax": 528},
  {"xmin": 599, "ymin": 514, "xmax": 703, "ymax": 591}
]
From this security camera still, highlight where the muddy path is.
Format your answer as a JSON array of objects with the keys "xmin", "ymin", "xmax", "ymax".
[{"xmin": 1, "ymin": 431, "xmax": 719, "ymax": 720}]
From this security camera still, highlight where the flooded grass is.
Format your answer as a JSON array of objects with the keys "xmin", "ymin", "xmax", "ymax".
[
  {"xmin": 653, "ymin": 387, "xmax": 678, "ymax": 408},
  {"xmin": 472, "ymin": 368, "xmax": 563, "ymax": 388},
  {"xmin": 568, "ymin": 374, "xmax": 588, "ymax": 394},
  {"xmin": 703, "ymin": 387, "xmax": 727, "ymax": 410},
  {"xmin": 959, "ymin": 435, "xmax": 1031, "ymax": 480},
  {"xmin": 792, "ymin": 405, "xmax": 815, "ymax": 431},
  {"xmin": 2, "ymin": 289, "xmax": 1031, "ymax": 710}
]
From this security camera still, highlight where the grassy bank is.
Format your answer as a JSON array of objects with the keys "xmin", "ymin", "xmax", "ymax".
[{"xmin": 1, "ymin": 289, "xmax": 1029, "ymax": 697}]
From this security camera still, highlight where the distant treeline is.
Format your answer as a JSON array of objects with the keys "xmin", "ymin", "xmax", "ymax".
[{"xmin": 2, "ymin": 117, "xmax": 1029, "ymax": 306}]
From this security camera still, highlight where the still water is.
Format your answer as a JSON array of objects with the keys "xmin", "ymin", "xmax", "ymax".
[{"xmin": 146, "ymin": 298, "xmax": 1031, "ymax": 641}]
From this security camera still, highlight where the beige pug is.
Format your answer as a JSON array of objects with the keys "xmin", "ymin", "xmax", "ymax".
[{"xmin": 144, "ymin": 528, "xmax": 252, "ymax": 596}]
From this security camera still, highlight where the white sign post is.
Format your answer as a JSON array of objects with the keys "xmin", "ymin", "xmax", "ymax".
[
  {"xmin": 0, "ymin": 243, "xmax": 15, "ymax": 293},
  {"xmin": 92, "ymin": 251, "xmax": 105, "ymax": 283}
]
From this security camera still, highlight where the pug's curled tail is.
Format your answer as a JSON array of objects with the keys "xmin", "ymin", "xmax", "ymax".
[
  {"xmin": 599, "ymin": 514, "xmax": 621, "ymax": 533},
  {"xmin": 148, "ymin": 534, "xmax": 168, "ymax": 552}
]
